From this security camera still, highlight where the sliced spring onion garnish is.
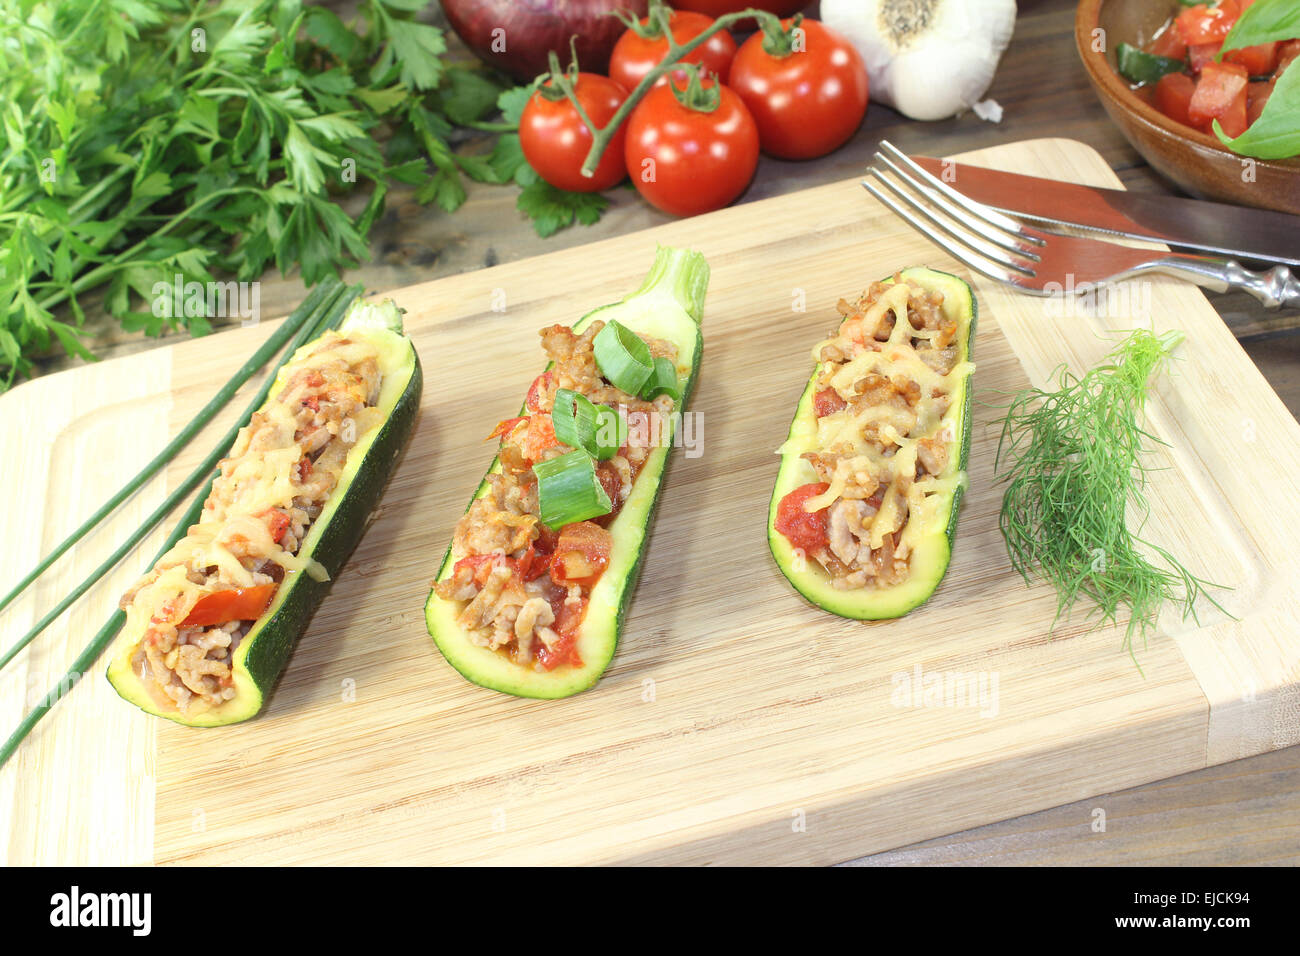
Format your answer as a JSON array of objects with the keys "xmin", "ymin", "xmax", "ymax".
[
  {"xmin": 593, "ymin": 319, "xmax": 654, "ymax": 396},
  {"xmin": 534, "ymin": 449, "xmax": 613, "ymax": 529},
  {"xmin": 552, "ymin": 388, "xmax": 626, "ymax": 460},
  {"xmin": 593, "ymin": 405, "xmax": 627, "ymax": 458},
  {"xmin": 642, "ymin": 356, "xmax": 681, "ymax": 401}
]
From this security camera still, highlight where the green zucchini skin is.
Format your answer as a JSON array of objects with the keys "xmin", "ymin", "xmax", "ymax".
[
  {"xmin": 106, "ymin": 308, "xmax": 422, "ymax": 726},
  {"xmin": 768, "ymin": 268, "xmax": 977, "ymax": 620},
  {"xmin": 426, "ymin": 246, "xmax": 708, "ymax": 699}
]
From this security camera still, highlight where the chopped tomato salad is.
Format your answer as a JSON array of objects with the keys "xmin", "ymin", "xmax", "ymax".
[{"xmin": 1130, "ymin": 1, "xmax": 1298, "ymax": 140}]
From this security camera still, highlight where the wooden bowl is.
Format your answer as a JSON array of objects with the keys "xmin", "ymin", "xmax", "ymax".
[{"xmin": 1075, "ymin": 0, "xmax": 1300, "ymax": 213}]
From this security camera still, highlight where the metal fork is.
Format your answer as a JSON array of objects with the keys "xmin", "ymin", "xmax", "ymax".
[{"xmin": 862, "ymin": 141, "xmax": 1300, "ymax": 311}]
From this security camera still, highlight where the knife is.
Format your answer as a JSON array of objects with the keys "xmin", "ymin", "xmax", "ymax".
[{"xmin": 911, "ymin": 156, "xmax": 1300, "ymax": 269}]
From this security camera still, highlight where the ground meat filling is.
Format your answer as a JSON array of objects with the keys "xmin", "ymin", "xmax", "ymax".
[
  {"xmin": 119, "ymin": 334, "xmax": 383, "ymax": 713},
  {"xmin": 434, "ymin": 319, "xmax": 679, "ymax": 671},
  {"xmin": 784, "ymin": 276, "xmax": 965, "ymax": 591}
]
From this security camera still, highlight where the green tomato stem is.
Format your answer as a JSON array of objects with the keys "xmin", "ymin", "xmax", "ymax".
[{"xmin": 565, "ymin": 7, "xmax": 781, "ymax": 178}]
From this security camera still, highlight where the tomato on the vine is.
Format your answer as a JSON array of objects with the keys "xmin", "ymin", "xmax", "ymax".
[
  {"xmin": 624, "ymin": 70, "xmax": 759, "ymax": 217},
  {"xmin": 519, "ymin": 73, "xmax": 630, "ymax": 192},
  {"xmin": 610, "ymin": 7, "xmax": 738, "ymax": 91},
  {"xmin": 728, "ymin": 16, "xmax": 869, "ymax": 160},
  {"xmin": 673, "ymin": 0, "xmax": 808, "ymax": 16}
]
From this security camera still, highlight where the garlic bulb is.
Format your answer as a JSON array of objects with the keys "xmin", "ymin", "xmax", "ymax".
[{"xmin": 821, "ymin": 0, "xmax": 1017, "ymax": 122}]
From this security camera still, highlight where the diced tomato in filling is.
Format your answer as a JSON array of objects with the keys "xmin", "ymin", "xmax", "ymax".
[
  {"xmin": 179, "ymin": 584, "xmax": 277, "ymax": 627},
  {"xmin": 1190, "ymin": 61, "xmax": 1249, "ymax": 137},
  {"xmin": 1154, "ymin": 72, "xmax": 1198, "ymax": 126},
  {"xmin": 522, "ymin": 414, "xmax": 562, "ymax": 461},
  {"xmin": 548, "ymin": 520, "xmax": 613, "ymax": 587},
  {"xmin": 297, "ymin": 455, "xmax": 313, "ymax": 482},
  {"xmin": 302, "ymin": 395, "xmax": 320, "ymax": 412},
  {"xmin": 487, "ymin": 416, "xmax": 526, "ymax": 441},
  {"xmin": 1175, "ymin": 1, "xmax": 1239, "ymax": 47},
  {"xmin": 526, "ymin": 371, "xmax": 555, "ymax": 413},
  {"xmin": 595, "ymin": 460, "xmax": 622, "ymax": 511},
  {"xmin": 540, "ymin": 591, "xmax": 586, "ymax": 670},
  {"xmin": 262, "ymin": 508, "xmax": 292, "ymax": 543},
  {"xmin": 1225, "ymin": 41, "xmax": 1278, "ymax": 77},
  {"xmin": 774, "ymin": 482, "xmax": 831, "ymax": 554},
  {"xmin": 514, "ymin": 544, "xmax": 548, "ymax": 582},
  {"xmin": 813, "ymin": 387, "xmax": 847, "ymax": 417},
  {"xmin": 1148, "ymin": 26, "xmax": 1187, "ymax": 61},
  {"xmin": 454, "ymin": 553, "xmax": 503, "ymax": 587}
]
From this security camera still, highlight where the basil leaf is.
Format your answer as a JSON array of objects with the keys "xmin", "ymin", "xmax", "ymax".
[
  {"xmin": 1219, "ymin": 0, "xmax": 1300, "ymax": 58},
  {"xmin": 1215, "ymin": 56, "xmax": 1300, "ymax": 158}
]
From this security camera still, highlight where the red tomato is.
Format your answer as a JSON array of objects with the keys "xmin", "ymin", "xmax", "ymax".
[
  {"xmin": 1190, "ymin": 60, "xmax": 1249, "ymax": 137},
  {"xmin": 525, "ymin": 371, "xmax": 554, "ymax": 413},
  {"xmin": 813, "ymin": 387, "xmax": 846, "ymax": 417},
  {"xmin": 624, "ymin": 73, "xmax": 759, "ymax": 217},
  {"xmin": 262, "ymin": 508, "xmax": 291, "ymax": 543},
  {"xmin": 1276, "ymin": 40, "xmax": 1300, "ymax": 78},
  {"xmin": 672, "ymin": 0, "xmax": 808, "ymax": 16},
  {"xmin": 728, "ymin": 18, "xmax": 869, "ymax": 160},
  {"xmin": 1247, "ymin": 79, "xmax": 1275, "ymax": 125},
  {"xmin": 519, "ymin": 74, "xmax": 630, "ymax": 192},
  {"xmin": 1147, "ymin": 26, "xmax": 1187, "ymax": 61},
  {"xmin": 1188, "ymin": 42, "xmax": 1220, "ymax": 73},
  {"xmin": 548, "ymin": 520, "xmax": 613, "ymax": 587},
  {"xmin": 487, "ymin": 415, "xmax": 525, "ymax": 440},
  {"xmin": 180, "ymin": 584, "xmax": 278, "ymax": 627},
  {"xmin": 774, "ymin": 482, "xmax": 830, "ymax": 553},
  {"xmin": 1225, "ymin": 41, "xmax": 1278, "ymax": 77},
  {"xmin": 1174, "ymin": 0, "xmax": 1240, "ymax": 46},
  {"xmin": 537, "ymin": 593, "xmax": 585, "ymax": 670},
  {"xmin": 609, "ymin": 10, "xmax": 737, "ymax": 91},
  {"xmin": 522, "ymin": 414, "xmax": 561, "ymax": 461},
  {"xmin": 1154, "ymin": 72, "xmax": 1197, "ymax": 126}
]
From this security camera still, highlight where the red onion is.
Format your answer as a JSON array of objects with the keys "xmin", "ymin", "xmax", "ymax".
[{"xmin": 440, "ymin": 0, "xmax": 650, "ymax": 83}]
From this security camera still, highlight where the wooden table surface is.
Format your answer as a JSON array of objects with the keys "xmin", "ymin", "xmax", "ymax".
[{"xmin": 24, "ymin": 0, "xmax": 1300, "ymax": 865}]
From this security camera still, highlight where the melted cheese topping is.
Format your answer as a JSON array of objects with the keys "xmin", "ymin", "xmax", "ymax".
[
  {"xmin": 802, "ymin": 280, "xmax": 972, "ymax": 559},
  {"xmin": 125, "ymin": 332, "xmax": 380, "ymax": 628}
]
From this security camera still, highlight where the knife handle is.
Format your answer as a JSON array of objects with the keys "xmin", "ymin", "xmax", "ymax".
[{"xmin": 1149, "ymin": 256, "xmax": 1300, "ymax": 311}]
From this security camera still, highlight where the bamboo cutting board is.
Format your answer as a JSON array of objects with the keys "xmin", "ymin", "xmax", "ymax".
[{"xmin": 3, "ymin": 139, "xmax": 1298, "ymax": 866}]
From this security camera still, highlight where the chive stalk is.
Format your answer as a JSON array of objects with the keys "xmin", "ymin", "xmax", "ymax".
[
  {"xmin": 0, "ymin": 280, "xmax": 341, "ymax": 618},
  {"xmin": 0, "ymin": 284, "xmax": 363, "ymax": 766}
]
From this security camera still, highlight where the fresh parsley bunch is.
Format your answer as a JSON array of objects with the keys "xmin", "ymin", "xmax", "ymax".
[{"xmin": 0, "ymin": 0, "xmax": 600, "ymax": 390}]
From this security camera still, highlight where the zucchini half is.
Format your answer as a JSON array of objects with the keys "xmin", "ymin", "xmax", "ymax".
[
  {"xmin": 106, "ymin": 300, "xmax": 423, "ymax": 726},
  {"xmin": 425, "ymin": 246, "xmax": 709, "ymax": 699},
  {"xmin": 768, "ymin": 268, "xmax": 976, "ymax": 620}
]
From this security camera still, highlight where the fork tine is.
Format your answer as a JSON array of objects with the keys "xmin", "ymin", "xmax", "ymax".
[
  {"xmin": 878, "ymin": 140, "xmax": 1044, "ymax": 246},
  {"xmin": 864, "ymin": 166, "xmax": 1038, "ymax": 276},
  {"xmin": 861, "ymin": 178, "xmax": 1039, "ymax": 294},
  {"xmin": 874, "ymin": 153, "xmax": 1040, "ymax": 260}
]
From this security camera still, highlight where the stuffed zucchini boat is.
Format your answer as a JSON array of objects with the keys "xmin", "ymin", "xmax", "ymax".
[
  {"xmin": 107, "ymin": 299, "xmax": 422, "ymax": 726},
  {"xmin": 769, "ymin": 268, "xmax": 976, "ymax": 619},
  {"xmin": 426, "ymin": 246, "xmax": 708, "ymax": 698}
]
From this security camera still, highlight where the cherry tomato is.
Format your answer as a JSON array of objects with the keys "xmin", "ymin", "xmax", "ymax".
[
  {"xmin": 624, "ymin": 73, "xmax": 759, "ymax": 217},
  {"xmin": 610, "ymin": 9, "xmax": 737, "ymax": 91},
  {"xmin": 519, "ymin": 74, "xmax": 630, "ymax": 192},
  {"xmin": 728, "ymin": 17, "xmax": 869, "ymax": 160}
]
